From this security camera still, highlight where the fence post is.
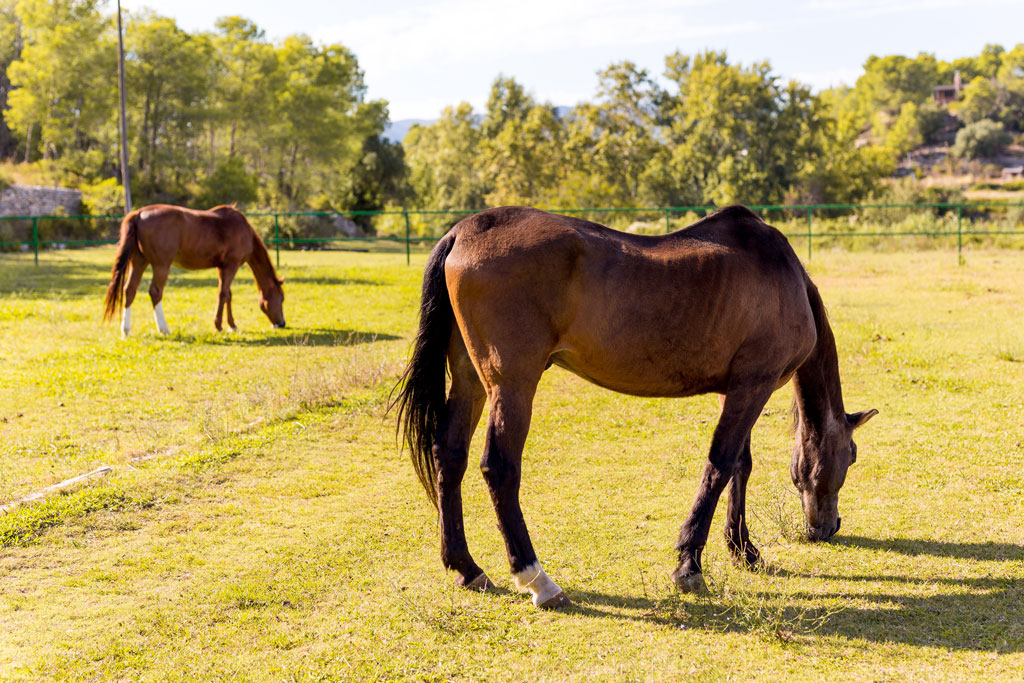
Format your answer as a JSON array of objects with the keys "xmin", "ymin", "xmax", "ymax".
[
  {"xmin": 806, "ymin": 208, "xmax": 813, "ymax": 262},
  {"xmin": 664, "ymin": 208, "xmax": 670, "ymax": 234},
  {"xmin": 957, "ymin": 204, "xmax": 963, "ymax": 265},
  {"xmin": 404, "ymin": 210, "xmax": 411, "ymax": 266},
  {"xmin": 274, "ymin": 213, "xmax": 280, "ymax": 269},
  {"xmin": 32, "ymin": 217, "xmax": 39, "ymax": 266}
]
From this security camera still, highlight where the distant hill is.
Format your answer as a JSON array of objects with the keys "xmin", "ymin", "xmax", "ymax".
[
  {"xmin": 384, "ymin": 106, "xmax": 573, "ymax": 144},
  {"xmin": 384, "ymin": 119, "xmax": 433, "ymax": 144}
]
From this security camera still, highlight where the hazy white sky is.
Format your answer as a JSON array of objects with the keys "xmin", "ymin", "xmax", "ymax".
[{"xmin": 121, "ymin": 0, "xmax": 1024, "ymax": 120}]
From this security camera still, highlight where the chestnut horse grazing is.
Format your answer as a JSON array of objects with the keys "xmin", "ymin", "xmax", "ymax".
[
  {"xmin": 394, "ymin": 205, "xmax": 877, "ymax": 609},
  {"xmin": 103, "ymin": 204, "xmax": 285, "ymax": 336}
]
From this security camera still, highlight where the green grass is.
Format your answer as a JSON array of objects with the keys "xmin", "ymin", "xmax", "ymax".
[{"xmin": 1, "ymin": 246, "xmax": 1023, "ymax": 680}]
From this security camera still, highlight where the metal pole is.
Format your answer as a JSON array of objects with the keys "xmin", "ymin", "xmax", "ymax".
[
  {"xmin": 806, "ymin": 207, "xmax": 813, "ymax": 262},
  {"xmin": 32, "ymin": 217, "xmax": 38, "ymax": 266},
  {"xmin": 116, "ymin": 0, "xmax": 132, "ymax": 213},
  {"xmin": 664, "ymin": 209, "xmax": 670, "ymax": 233},
  {"xmin": 274, "ymin": 213, "xmax": 280, "ymax": 269},
  {"xmin": 404, "ymin": 211, "xmax": 411, "ymax": 266},
  {"xmin": 957, "ymin": 204, "xmax": 963, "ymax": 265}
]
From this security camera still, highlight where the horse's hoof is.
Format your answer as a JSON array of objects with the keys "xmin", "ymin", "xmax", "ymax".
[
  {"xmin": 536, "ymin": 591, "xmax": 571, "ymax": 610},
  {"xmin": 672, "ymin": 571, "xmax": 707, "ymax": 594},
  {"xmin": 462, "ymin": 572, "xmax": 495, "ymax": 592}
]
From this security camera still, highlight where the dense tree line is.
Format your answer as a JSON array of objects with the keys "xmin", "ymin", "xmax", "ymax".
[
  {"xmin": 0, "ymin": 0, "xmax": 1020, "ymax": 215},
  {"xmin": 0, "ymin": 0, "xmax": 403, "ymax": 214}
]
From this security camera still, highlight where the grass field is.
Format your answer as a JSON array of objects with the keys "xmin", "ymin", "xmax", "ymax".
[{"xmin": 1, "ymin": 245, "xmax": 1023, "ymax": 681}]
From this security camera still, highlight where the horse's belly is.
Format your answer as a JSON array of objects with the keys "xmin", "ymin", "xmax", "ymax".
[{"xmin": 548, "ymin": 347, "xmax": 729, "ymax": 398}]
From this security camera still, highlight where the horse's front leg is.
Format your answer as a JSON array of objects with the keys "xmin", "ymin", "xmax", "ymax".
[
  {"xmin": 480, "ymin": 382, "xmax": 569, "ymax": 609},
  {"xmin": 435, "ymin": 338, "xmax": 490, "ymax": 589},
  {"xmin": 673, "ymin": 381, "xmax": 773, "ymax": 593},
  {"xmin": 216, "ymin": 263, "xmax": 240, "ymax": 332},
  {"xmin": 724, "ymin": 434, "xmax": 761, "ymax": 568}
]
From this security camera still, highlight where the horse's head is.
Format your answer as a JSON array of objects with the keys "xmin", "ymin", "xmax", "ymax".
[
  {"xmin": 790, "ymin": 408, "xmax": 877, "ymax": 541},
  {"xmin": 259, "ymin": 277, "xmax": 286, "ymax": 328}
]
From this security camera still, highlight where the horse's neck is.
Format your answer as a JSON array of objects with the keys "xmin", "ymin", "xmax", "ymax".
[
  {"xmin": 793, "ymin": 320, "xmax": 845, "ymax": 438},
  {"xmin": 247, "ymin": 242, "xmax": 277, "ymax": 294}
]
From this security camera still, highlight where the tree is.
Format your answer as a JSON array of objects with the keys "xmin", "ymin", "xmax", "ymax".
[
  {"xmin": 6, "ymin": 0, "xmax": 114, "ymax": 168},
  {"xmin": 126, "ymin": 12, "xmax": 215, "ymax": 200},
  {"xmin": 261, "ymin": 35, "xmax": 386, "ymax": 209},
  {"xmin": 885, "ymin": 101, "xmax": 923, "ymax": 158},
  {"xmin": 656, "ymin": 51, "xmax": 829, "ymax": 206},
  {"xmin": 211, "ymin": 17, "xmax": 278, "ymax": 160},
  {"xmin": 403, "ymin": 102, "xmax": 487, "ymax": 211},
  {"xmin": 0, "ymin": 0, "xmax": 23, "ymax": 157},
  {"xmin": 957, "ymin": 76, "xmax": 1000, "ymax": 124},
  {"xmin": 563, "ymin": 62, "xmax": 663, "ymax": 206},
  {"xmin": 952, "ymin": 119, "xmax": 1011, "ymax": 159},
  {"xmin": 479, "ymin": 76, "xmax": 565, "ymax": 206},
  {"xmin": 854, "ymin": 53, "xmax": 942, "ymax": 122}
]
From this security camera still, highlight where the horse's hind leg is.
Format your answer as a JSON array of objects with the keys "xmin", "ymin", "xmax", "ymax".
[
  {"xmin": 480, "ymin": 378, "xmax": 569, "ymax": 609},
  {"xmin": 435, "ymin": 331, "xmax": 489, "ymax": 589},
  {"xmin": 215, "ymin": 263, "xmax": 240, "ymax": 332},
  {"xmin": 724, "ymin": 433, "xmax": 761, "ymax": 568},
  {"xmin": 148, "ymin": 263, "xmax": 171, "ymax": 335},
  {"xmin": 673, "ymin": 380, "xmax": 774, "ymax": 592},
  {"xmin": 121, "ymin": 253, "xmax": 147, "ymax": 337}
]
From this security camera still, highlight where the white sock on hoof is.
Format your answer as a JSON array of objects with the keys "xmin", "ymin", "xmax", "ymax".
[
  {"xmin": 512, "ymin": 562, "xmax": 563, "ymax": 607},
  {"xmin": 121, "ymin": 306, "xmax": 131, "ymax": 337},
  {"xmin": 153, "ymin": 302, "xmax": 170, "ymax": 335}
]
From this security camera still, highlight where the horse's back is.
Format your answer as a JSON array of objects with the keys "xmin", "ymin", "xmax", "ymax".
[
  {"xmin": 445, "ymin": 206, "xmax": 817, "ymax": 397},
  {"xmin": 133, "ymin": 204, "xmax": 255, "ymax": 269}
]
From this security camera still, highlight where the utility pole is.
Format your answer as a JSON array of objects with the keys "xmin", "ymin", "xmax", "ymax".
[{"xmin": 116, "ymin": 0, "xmax": 132, "ymax": 213}]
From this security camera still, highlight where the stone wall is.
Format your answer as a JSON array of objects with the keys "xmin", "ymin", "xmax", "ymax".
[{"xmin": 0, "ymin": 184, "xmax": 83, "ymax": 217}]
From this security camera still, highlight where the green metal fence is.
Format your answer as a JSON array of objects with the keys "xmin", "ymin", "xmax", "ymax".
[{"xmin": 2, "ymin": 203, "xmax": 1023, "ymax": 267}]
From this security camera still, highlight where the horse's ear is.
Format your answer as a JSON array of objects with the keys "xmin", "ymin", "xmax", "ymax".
[{"xmin": 847, "ymin": 409, "xmax": 878, "ymax": 429}]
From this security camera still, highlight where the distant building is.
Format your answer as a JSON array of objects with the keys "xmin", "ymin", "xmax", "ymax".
[
  {"xmin": 933, "ymin": 70, "xmax": 963, "ymax": 104},
  {"xmin": 1002, "ymin": 166, "xmax": 1023, "ymax": 180}
]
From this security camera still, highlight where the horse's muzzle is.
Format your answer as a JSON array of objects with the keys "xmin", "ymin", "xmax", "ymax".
[
  {"xmin": 274, "ymin": 321, "xmax": 286, "ymax": 329},
  {"xmin": 807, "ymin": 516, "xmax": 841, "ymax": 542}
]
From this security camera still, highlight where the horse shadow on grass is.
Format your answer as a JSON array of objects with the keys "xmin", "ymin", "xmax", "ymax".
[
  {"xmin": 164, "ymin": 328, "xmax": 399, "ymax": 347},
  {"xmin": 554, "ymin": 536, "xmax": 1024, "ymax": 652}
]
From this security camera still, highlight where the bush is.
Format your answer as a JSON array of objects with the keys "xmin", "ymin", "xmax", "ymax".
[
  {"xmin": 195, "ymin": 157, "xmax": 258, "ymax": 209},
  {"xmin": 952, "ymin": 119, "xmax": 1012, "ymax": 160},
  {"xmin": 81, "ymin": 178, "xmax": 126, "ymax": 217}
]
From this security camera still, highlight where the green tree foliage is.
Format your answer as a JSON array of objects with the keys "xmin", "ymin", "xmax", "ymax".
[
  {"xmin": 885, "ymin": 102, "xmax": 924, "ymax": 157},
  {"xmin": 957, "ymin": 76, "xmax": 1000, "ymax": 124},
  {"xmin": 404, "ymin": 102, "xmax": 487, "ymax": 210},
  {"xmin": 6, "ymin": 0, "xmax": 114, "ymax": 166},
  {"xmin": 657, "ymin": 51, "xmax": 832, "ymax": 206},
  {"xmin": 854, "ymin": 53, "xmax": 942, "ymax": 121},
  {"xmin": 195, "ymin": 156, "xmax": 258, "ymax": 208},
  {"xmin": 0, "ymin": 0, "xmax": 23, "ymax": 157},
  {"xmin": 126, "ymin": 13, "xmax": 215, "ymax": 200},
  {"xmin": 952, "ymin": 119, "xmax": 1011, "ymax": 159}
]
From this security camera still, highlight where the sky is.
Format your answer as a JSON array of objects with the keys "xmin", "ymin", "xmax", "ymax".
[{"xmin": 121, "ymin": 0, "xmax": 1024, "ymax": 121}]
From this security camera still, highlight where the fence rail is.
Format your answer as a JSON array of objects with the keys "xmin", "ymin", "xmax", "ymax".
[{"xmin": 2, "ymin": 202, "xmax": 1023, "ymax": 266}]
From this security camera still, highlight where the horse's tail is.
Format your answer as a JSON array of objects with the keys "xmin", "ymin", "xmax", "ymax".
[
  {"xmin": 390, "ymin": 229, "xmax": 459, "ymax": 508},
  {"xmin": 103, "ymin": 211, "xmax": 139, "ymax": 322}
]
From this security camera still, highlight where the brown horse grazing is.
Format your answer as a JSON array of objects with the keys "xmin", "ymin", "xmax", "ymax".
[
  {"xmin": 103, "ymin": 204, "xmax": 285, "ymax": 336},
  {"xmin": 394, "ymin": 205, "xmax": 877, "ymax": 609}
]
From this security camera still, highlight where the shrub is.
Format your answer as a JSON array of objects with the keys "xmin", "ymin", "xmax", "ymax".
[
  {"xmin": 195, "ymin": 157, "xmax": 258, "ymax": 209},
  {"xmin": 952, "ymin": 119, "xmax": 1012, "ymax": 160}
]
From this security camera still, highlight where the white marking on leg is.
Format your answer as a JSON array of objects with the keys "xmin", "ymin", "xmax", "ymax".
[
  {"xmin": 121, "ymin": 306, "xmax": 131, "ymax": 337},
  {"xmin": 512, "ymin": 562, "xmax": 563, "ymax": 607},
  {"xmin": 153, "ymin": 302, "xmax": 170, "ymax": 335}
]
